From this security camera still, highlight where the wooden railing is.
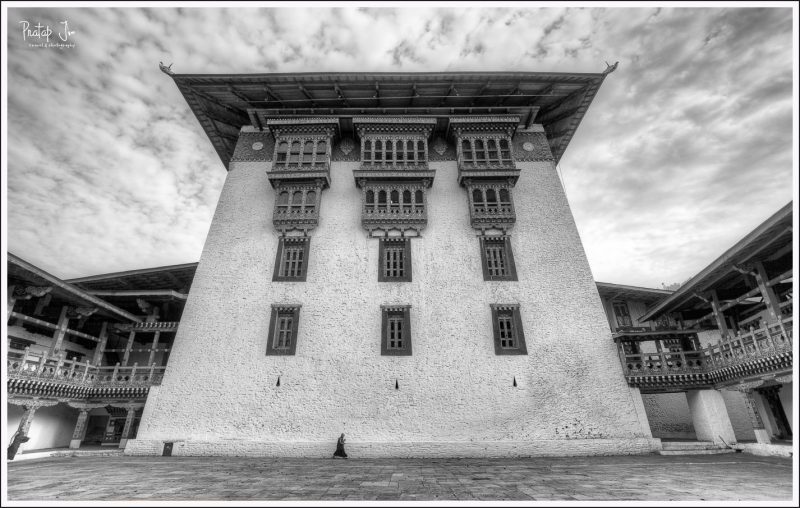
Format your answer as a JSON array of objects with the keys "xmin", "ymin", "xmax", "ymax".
[
  {"xmin": 7, "ymin": 347, "xmax": 166, "ymax": 387},
  {"xmin": 620, "ymin": 316, "xmax": 792, "ymax": 388}
]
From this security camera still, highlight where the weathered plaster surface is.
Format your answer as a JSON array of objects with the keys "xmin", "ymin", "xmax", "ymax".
[{"xmin": 129, "ymin": 126, "xmax": 654, "ymax": 456}]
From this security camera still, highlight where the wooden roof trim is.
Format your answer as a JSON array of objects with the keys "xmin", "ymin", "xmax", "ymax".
[{"xmin": 8, "ymin": 253, "xmax": 142, "ymax": 322}]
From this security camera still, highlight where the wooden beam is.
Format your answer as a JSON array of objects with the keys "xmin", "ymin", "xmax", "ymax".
[
  {"xmin": 228, "ymin": 86, "xmax": 255, "ymax": 107},
  {"xmin": 739, "ymin": 227, "xmax": 793, "ymax": 264},
  {"xmin": 709, "ymin": 290, "xmax": 730, "ymax": 339},
  {"xmin": 470, "ymin": 81, "xmax": 491, "ymax": 106}
]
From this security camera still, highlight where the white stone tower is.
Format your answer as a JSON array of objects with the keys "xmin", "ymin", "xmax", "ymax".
[{"xmin": 127, "ymin": 70, "xmax": 658, "ymax": 457}]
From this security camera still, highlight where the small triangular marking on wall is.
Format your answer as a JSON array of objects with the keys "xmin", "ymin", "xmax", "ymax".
[
  {"xmin": 395, "ymin": 379, "xmax": 399, "ymax": 390},
  {"xmin": 276, "ymin": 376, "xmax": 281, "ymax": 387},
  {"xmin": 513, "ymin": 377, "xmax": 517, "ymax": 387}
]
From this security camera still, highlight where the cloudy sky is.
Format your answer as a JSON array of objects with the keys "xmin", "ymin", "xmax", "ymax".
[{"xmin": 3, "ymin": 5, "xmax": 796, "ymax": 288}]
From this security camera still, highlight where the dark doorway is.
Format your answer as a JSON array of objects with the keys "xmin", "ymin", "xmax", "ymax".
[{"xmin": 758, "ymin": 385, "xmax": 792, "ymax": 440}]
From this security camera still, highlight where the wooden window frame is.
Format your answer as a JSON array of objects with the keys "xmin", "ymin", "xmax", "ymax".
[
  {"xmin": 381, "ymin": 305, "xmax": 412, "ymax": 356},
  {"xmin": 378, "ymin": 238, "xmax": 412, "ymax": 282},
  {"xmin": 266, "ymin": 305, "xmax": 301, "ymax": 356},
  {"xmin": 490, "ymin": 304, "xmax": 527, "ymax": 355},
  {"xmin": 273, "ymin": 237, "xmax": 311, "ymax": 282},
  {"xmin": 479, "ymin": 236, "xmax": 517, "ymax": 281}
]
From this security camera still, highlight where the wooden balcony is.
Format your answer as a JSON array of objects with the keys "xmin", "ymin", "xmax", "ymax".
[
  {"xmin": 273, "ymin": 207, "xmax": 320, "ymax": 231},
  {"xmin": 267, "ymin": 161, "xmax": 331, "ymax": 189},
  {"xmin": 617, "ymin": 316, "xmax": 793, "ymax": 392},
  {"xmin": 7, "ymin": 347, "xmax": 166, "ymax": 400}
]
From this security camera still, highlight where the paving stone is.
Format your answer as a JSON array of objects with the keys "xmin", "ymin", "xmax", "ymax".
[{"xmin": 5, "ymin": 454, "xmax": 794, "ymax": 501}]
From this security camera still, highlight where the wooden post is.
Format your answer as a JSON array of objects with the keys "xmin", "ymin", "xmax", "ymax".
[
  {"xmin": 709, "ymin": 290, "xmax": 730, "ymax": 340},
  {"xmin": 7, "ymin": 285, "xmax": 17, "ymax": 320},
  {"xmin": 69, "ymin": 409, "xmax": 90, "ymax": 449},
  {"xmin": 92, "ymin": 322, "xmax": 109, "ymax": 365},
  {"xmin": 754, "ymin": 261, "xmax": 782, "ymax": 323},
  {"xmin": 118, "ymin": 406, "xmax": 139, "ymax": 448},
  {"xmin": 50, "ymin": 306, "xmax": 71, "ymax": 354},
  {"xmin": 147, "ymin": 331, "xmax": 161, "ymax": 366},
  {"xmin": 122, "ymin": 331, "xmax": 136, "ymax": 366}
]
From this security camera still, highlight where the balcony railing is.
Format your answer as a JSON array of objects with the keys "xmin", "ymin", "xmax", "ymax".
[
  {"xmin": 7, "ymin": 347, "xmax": 166, "ymax": 399},
  {"xmin": 619, "ymin": 316, "xmax": 792, "ymax": 390}
]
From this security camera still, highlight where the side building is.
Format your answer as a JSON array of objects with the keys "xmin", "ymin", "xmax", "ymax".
[
  {"xmin": 600, "ymin": 202, "xmax": 793, "ymax": 454},
  {"xmin": 5, "ymin": 256, "xmax": 192, "ymax": 459}
]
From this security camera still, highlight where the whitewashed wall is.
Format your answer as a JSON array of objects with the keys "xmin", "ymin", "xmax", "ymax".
[{"xmin": 127, "ymin": 127, "xmax": 657, "ymax": 457}]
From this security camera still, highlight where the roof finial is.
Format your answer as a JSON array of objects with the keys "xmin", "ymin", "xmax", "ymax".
[
  {"xmin": 159, "ymin": 61, "xmax": 174, "ymax": 76},
  {"xmin": 603, "ymin": 61, "xmax": 619, "ymax": 75}
]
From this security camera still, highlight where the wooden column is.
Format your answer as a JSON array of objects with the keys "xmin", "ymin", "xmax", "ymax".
[
  {"xmin": 122, "ymin": 331, "xmax": 136, "ymax": 366},
  {"xmin": 709, "ymin": 290, "xmax": 730, "ymax": 340},
  {"xmin": 753, "ymin": 261, "xmax": 782, "ymax": 323},
  {"xmin": 69, "ymin": 409, "xmax": 90, "ymax": 449},
  {"xmin": 7, "ymin": 285, "xmax": 17, "ymax": 319},
  {"xmin": 50, "ymin": 306, "xmax": 71, "ymax": 354},
  {"xmin": 743, "ymin": 390, "xmax": 770, "ymax": 441},
  {"xmin": 92, "ymin": 322, "xmax": 109, "ymax": 365},
  {"xmin": 118, "ymin": 405, "xmax": 140, "ymax": 448},
  {"xmin": 7, "ymin": 398, "xmax": 59, "ymax": 459},
  {"xmin": 148, "ymin": 331, "xmax": 161, "ymax": 366}
]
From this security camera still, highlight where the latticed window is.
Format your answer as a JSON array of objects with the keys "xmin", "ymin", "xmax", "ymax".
[
  {"xmin": 273, "ymin": 137, "xmax": 329, "ymax": 169},
  {"xmin": 460, "ymin": 137, "xmax": 513, "ymax": 166},
  {"xmin": 497, "ymin": 313, "xmax": 515, "ymax": 349},
  {"xmin": 362, "ymin": 137, "xmax": 427, "ymax": 165},
  {"xmin": 364, "ymin": 187, "xmax": 425, "ymax": 215},
  {"xmin": 479, "ymin": 237, "xmax": 517, "ymax": 281},
  {"xmin": 379, "ymin": 238, "xmax": 412, "ymax": 282},
  {"xmin": 381, "ymin": 306, "xmax": 412, "ymax": 356},
  {"xmin": 274, "ymin": 314, "xmax": 294, "ymax": 350},
  {"xmin": 267, "ymin": 305, "xmax": 301, "ymax": 355},
  {"xmin": 491, "ymin": 304, "xmax": 527, "ymax": 355},
  {"xmin": 273, "ymin": 237, "xmax": 310, "ymax": 282},
  {"xmin": 387, "ymin": 314, "xmax": 404, "ymax": 349}
]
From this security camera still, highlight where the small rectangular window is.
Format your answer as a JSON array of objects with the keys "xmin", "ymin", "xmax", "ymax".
[
  {"xmin": 479, "ymin": 236, "xmax": 517, "ymax": 281},
  {"xmin": 381, "ymin": 306, "xmax": 412, "ymax": 356},
  {"xmin": 273, "ymin": 237, "xmax": 310, "ymax": 281},
  {"xmin": 379, "ymin": 238, "xmax": 412, "ymax": 282},
  {"xmin": 267, "ymin": 305, "xmax": 301, "ymax": 355},
  {"xmin": 491, "ymin": 304, "xmax": 527, "ymax": 355},
  {"xmin": 613, "ymin": 302, "xmax": 633, "ymax": 328}
]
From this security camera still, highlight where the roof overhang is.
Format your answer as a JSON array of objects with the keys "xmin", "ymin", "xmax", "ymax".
[
  {"xmin": 7, "ymin": 253, "xmax": 142, "ymax": 322},
  {"xmin": 640, "ymin": 202, "xmax": 794, "ymax": 322},
  {"xmin": 164, "ymin": 70, "xmax": 612, "ymax": 169},
  {"xmin": 596, "ymin": 281, "xmax": 673, "ymax": 304}
]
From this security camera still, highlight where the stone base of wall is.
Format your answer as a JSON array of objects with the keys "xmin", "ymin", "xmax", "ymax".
[
  {"xmin": 125, "ymin": 438, "xmax": 662, "ymax": 458},
  {"xmin": 736, "ymin": 443, "xmax": 793, "ymax": 458}
]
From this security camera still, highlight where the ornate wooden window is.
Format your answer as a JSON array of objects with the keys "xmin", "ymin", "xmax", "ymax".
[
  {"xmin": 379, "ymin": 238, "xmax": 412, "ymax": 282},
  {"xmin": 450, "ymin": 116, "xmax": 520, "ymax": 187},
  {"xmin": 273, "ymin": 183, "xmax": 322, "ymax": 234},
  {"xmin": 491, "ymin": 304, "xmax": 527, "ymax": 355},
  {"xmin": 353, "ymin": 117, "xmax": 436, "ymax": 237},
  {"xmin": 267, "ymin": 305, "xmax": 300, "ymax": 356},
  {"xmin": 381, "ymin": 305, "xmax": 412, "ymax": 356},
  {"xmin": 273, "ymin": 237, "xmax": 310, "ymax": 282},
  {"xmin": 466, "ymin": 182, "xmax": 516, "ymax": 232},
  {"xmin": 273, "ymin": 138, "xmax": 329, "ymax": 170},
  {"xmin": 479, "ymin": 236, "xmax": 517, "ymax": 281},
  {"xmin": 360, "ymin": 183, "xmax": 429, "ymax": 236}
]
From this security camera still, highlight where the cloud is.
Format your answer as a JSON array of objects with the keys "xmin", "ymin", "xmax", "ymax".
[{"xmin": 4, "ymin": 7, "xmax": 795, "ymax": 287}]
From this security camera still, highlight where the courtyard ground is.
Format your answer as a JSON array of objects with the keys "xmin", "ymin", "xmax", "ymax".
[{"xmin": 4, "ymin": 453, "xmax": 796, "ymax": 501}]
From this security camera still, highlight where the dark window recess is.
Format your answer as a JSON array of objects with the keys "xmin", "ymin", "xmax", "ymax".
[
  {"xmin": 613, "ymin": 301, "xmax": 633, "ymax": 328},
  {"xmin": 491, "ymin": 304, "xmax": 527, "ymax": 355},
  {"xmin": 266, "ymin": 305, "xmax": 301, "ymax": 356},
  {"xmin": 379, "ymin": 238, "xmax": 412, "ymax": 282},
  {"xmin": 479, "ymin": 236, "xmax": 517, "ymax": 281},
  {"xmin": 273, "ymin": 237, "xmax": 310, "ymax": 281},
  {"xmin": 381, "ymin": 306, "xmax": 412, "ymax": 356},
  {"xmin": 9, "ymin": 338, "xmax": 35, "ymax": 351}
]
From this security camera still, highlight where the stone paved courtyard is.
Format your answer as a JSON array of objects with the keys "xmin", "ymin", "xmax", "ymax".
[{"xmin": 5, "ymin": 454, "xmax": 795, "ymax": 501}]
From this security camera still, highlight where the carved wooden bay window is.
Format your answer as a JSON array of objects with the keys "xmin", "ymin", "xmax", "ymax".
[
  {"xmin": 361, "ymin": 183, "xmax": 429, "ymax": 236},
  {"xmin": 352, "ymin": 117, "xmax": 437, "ymax": 237},
  {"xmin": 266, "ymin": 118, "xmax": 338, "ymax": 237},
  {"xmin": 449, "ymin": 116, "xmax": 520, "ymax": 186},
  {"xmin": 272, "ymin": 182, "xmax": 323, "ymax": 234},
  {"xmin": 466, "ymin": 181, "xmax": 517, "ymax": 232}
]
